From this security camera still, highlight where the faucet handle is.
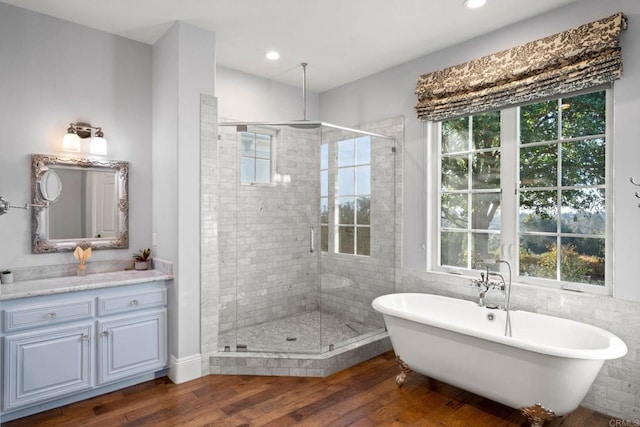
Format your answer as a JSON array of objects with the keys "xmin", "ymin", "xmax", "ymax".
[{"xmin": 488, "ymin": 280, "xmax": 505, "ymax": 291}]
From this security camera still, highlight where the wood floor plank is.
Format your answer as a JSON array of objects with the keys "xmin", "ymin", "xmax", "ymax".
[{"xmin": 2, "ymin": 351, "xmax": 620, "ymax": 427}]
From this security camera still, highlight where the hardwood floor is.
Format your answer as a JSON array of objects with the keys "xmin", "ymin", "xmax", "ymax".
[{"xmin": 3, "ymin": 351, "xmax": 615, "ymax": 426}]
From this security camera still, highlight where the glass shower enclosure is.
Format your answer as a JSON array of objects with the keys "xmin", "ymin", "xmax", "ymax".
[{"xmin": 217, "ymin": 121, "xmax": 396, "ymax": 354}]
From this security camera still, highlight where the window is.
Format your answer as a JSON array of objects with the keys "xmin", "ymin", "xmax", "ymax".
[
  {"xmin": 437, "ymin": 90, "xmax": 608, "ymax": 289},
  {"xmin": 320, "ymin": 136, "xmax": 372, "ymax": 256},
  {"xmin": 239, "ymin": 131, "xmax": 272, "ymax": 184},
  {"xmin": 337, "ymin": 137, "xmax": 371, "ymax": 255}
]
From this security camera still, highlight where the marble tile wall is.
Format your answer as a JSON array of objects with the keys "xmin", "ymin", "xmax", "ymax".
[
  {"xmin": 200, "ymin": 95, "xmax": 219, "ymax": 373},
  {"xmin": 216, "ymin": 124, "xmax": 321, "ymax": 349}
]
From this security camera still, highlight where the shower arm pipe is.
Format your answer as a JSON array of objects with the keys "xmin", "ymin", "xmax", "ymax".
[
  {"xmin": 302, "ymin": 62, "xmax": 307, "ymax": 121},
  {"xmin": 218, "ymin": 121, "xmax": 396, "ymax": 141}
]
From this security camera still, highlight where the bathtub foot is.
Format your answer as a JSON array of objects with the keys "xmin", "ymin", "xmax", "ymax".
[
  {"xmin": 521, "ymin": 404, "xmax": 556, "ymax": 427},
  {"xmin": 395, "ymin": 356, "xmax": 412, "ymax": 386}
]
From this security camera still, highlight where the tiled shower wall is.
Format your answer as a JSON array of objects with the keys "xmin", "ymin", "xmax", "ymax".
[
  {"xmin": 398, "ymin": 269, "xmax": 640, "ymax": 421},
  {"xmin": 216, "ymin": 124, "xmax": 321, "ymax": 349},
  {"xmin": 320, "ymin": 117, "xmax": 404, "ymax": 327}
]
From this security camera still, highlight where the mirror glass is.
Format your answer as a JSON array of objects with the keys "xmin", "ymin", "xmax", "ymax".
[{"xmin": 31, "ymin": 154, "xmax": 129, "ymax": 253}]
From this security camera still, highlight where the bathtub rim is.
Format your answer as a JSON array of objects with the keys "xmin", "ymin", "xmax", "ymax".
[{"xmin": 372, "ymin": 292, "xmax": 628, "ymax": 361}]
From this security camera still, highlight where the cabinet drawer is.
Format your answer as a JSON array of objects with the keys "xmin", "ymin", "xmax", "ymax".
[
  {"xmin": 97, "ymin": 288, "xmax": 167, "ymax": 316},
  {"xmin": 3, "ymin": 299, "xmax": 94, "ymax": 332}
]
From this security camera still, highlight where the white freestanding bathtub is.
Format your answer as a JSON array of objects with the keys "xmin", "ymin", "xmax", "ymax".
[{"xmin": 372, "ymin": 293, "xmax": 627, "ymax": 425}]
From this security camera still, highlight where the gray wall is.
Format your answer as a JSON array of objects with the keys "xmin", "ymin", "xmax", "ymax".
[
  {"xmin": 216, "ymin": 66, "xmax": 319, "ymax": 122},
  {"xmin": 0, "ymin": 3, "xmax": 152, "ymax": 268},
  {"xmin": 151, "ymin": 21, "xmax": 215, "ymax": 381}
]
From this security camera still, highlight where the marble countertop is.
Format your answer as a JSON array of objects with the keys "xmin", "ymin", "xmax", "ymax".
[{"xmin": 0, "ymin": 269, "xmax": 173, "ymax": 301}]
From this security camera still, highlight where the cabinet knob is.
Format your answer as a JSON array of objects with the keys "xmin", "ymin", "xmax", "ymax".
[
  {"xmin": 46, "ymin": 312, "xmax": 57, "ymax": 319},
  {"xmin": 82, "ymin": 334, "xmax": 90, "ymax": 341},
  {"xmin": 101, "ymin": 331, "xmax": 110, "ymax": 337},
  {"xmin": 130, "ymin": 299, "xmax": 139, "ymax": 306}
]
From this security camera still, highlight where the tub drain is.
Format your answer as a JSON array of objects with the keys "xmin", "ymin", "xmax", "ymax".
[{"xmin": 286, "ymin": 337, "xmax": 297, "ymax": 341}]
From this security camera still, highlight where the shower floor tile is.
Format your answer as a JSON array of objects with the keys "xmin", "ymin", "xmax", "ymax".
[{"xmin": 219, "ymin": 311, "xmax": 381, "ymax": 353}]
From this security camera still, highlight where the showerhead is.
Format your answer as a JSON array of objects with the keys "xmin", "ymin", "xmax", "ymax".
[{"xmin": 287, "ymin": 120, "xmax": 321, "ymax": 129}]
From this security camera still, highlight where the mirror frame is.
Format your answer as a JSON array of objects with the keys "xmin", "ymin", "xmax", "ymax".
[{"xmin": 31, "ymin": 154, "xmax": 129, "ymax": 254}]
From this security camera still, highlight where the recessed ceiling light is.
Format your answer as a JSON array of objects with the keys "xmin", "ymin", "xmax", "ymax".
[
  {"xmin": 464, "ymin": 0, "xmax": 486, "ymax": 8},
  {"xmin": 266, "ymin": 50, "xmax": 280, "ymax": 60}
]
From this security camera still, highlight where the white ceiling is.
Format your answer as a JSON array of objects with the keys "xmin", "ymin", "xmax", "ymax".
[{"xmin": 2, "ymin": 0, "xmax": 582, "ymax": 92}]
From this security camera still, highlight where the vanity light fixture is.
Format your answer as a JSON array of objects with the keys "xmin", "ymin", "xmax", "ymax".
[
  {"xmin": 464, "ymin": 0, "xmax": 487, "ymax": 8},
  {"xmin": 63, "ymin": 122, "xmax": 108, "ymax": 155}
]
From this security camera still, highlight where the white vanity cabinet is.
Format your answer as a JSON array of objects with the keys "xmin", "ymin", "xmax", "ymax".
[{"xmin": 1, "ymin": 280, "xmax": 169, "ymax": 420}]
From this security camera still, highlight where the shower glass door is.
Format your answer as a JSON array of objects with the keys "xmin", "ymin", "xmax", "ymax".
[{"xmin": 218, "ymin": 123, "xmax": 323, "ymax": 353}]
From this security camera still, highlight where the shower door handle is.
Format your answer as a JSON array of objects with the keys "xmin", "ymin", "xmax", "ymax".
[{"xmin": 309, "ymin": 226, "xmax": 315, "ymax": 253}]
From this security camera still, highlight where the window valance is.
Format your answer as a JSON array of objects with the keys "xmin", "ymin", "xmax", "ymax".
[{"xmin": 415, "ymin": 12, "xmax": 627, "ymax": 122}]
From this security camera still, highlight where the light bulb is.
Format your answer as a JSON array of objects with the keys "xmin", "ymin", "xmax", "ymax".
[
  {"xmin": 90, "ymin": 136, "xmax": 107, "ymax": 155},
  {"xmin": 62, "ymin": 132, "xmax": 81, "ymax": 152}
]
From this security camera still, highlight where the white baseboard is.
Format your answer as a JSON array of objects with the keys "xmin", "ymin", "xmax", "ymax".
[{"xmin": 168, "ymin": 353, "xmax": 202, "ymax": 384}]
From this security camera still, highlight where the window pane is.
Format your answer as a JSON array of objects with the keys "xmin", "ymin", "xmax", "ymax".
[
  {"xmin": 441, "ymin": 155, "xmax": 469, "ymax": 190},
  {"xmin": 320, "ymin": 170, "xmax": 328, "ymax": 197},
  {"xmin": 356, "ymin": 166, "xmax": 370, "ymax": 195},
  {"xmin": 356, "ymin": 137, "xmax": 371, "ymax": 165},
  {"xmin": 471, "ymin": 193, "xmax": 500, "ymax": 230},
  {"xmin": 356, "ymin": 196, "xmax": 370, "ymax": 225},
  {"xmin": 520, "ymin": 145, "xmax": 557, "ymax": 188},
  {"xmin": 561, "ymin": 139, "xmax": 605, "ymax": 186},
  {"xmin": 321, "ymin": 225, "xmax": 328, "ymax": 252},
  {"xmin": 338, "ymin": 140, "xmax": 355, "ymax": 167},
  {"xmin": 472, "ymin": 111, "xmax": 500, "ymax": 149},
  {"xmin": 338, "ymin": 168, "xmax": 355, "ymax": 195},
  {"xmin": 320, "ymin": 197, "xmax": 329, "ymax": 224},
  {"xmin": 441, "ymin": 194, "xmax": 468, "ymax": 229},
  {"xmin": 520, "ymin": 100, "xmax": 558, "ymax": 144},
  {"xmin": 339, "ymin": 197, "xmax": 354, "ymax": 224},
  {"xmin": 240, "ymin": 133, "xmax": 255, "ymax": 157},
  {"xmin": 560, "ymin": 237, "xmax": 604, "ymax": 285},
  {"xmin": 442, "ymin": 117, "xmax": 469, "ymax": 153},
  {"xmin": 519, "ymin": 235, "xmax": 557, "ymax": 279},
  {"xmin": 357, "ymin": 227, "xmax": 370, "ymax": 256},
  {"xmin": 472, "ymin": 232, "xmax": 500, "ymax": 264},
  {"xmin": 561, "ymin": 189, "xmax": 605, "ymax": 235},
  {"xmin": 441, "ymin": 231, "xmax": 467, "ymax": 268},
  {"xmin": 519, "ymin": 191, "xmax": 557, "ymax": 232},
  {"xmin": 240, "ymin": 158, "xmax": 254, "ymax": 183},
  {"xmin": 255, "ymin": 159, "xmax": 270, "ymax": 183},
  {"xmin": 321, "ymin": 144, "xmax": 329, "ymax": 170},
  {"xmin": 472, "ymin": 151, "xmax": 500, "ymax": 189},
  {"xmin": 255, "ymin": 134, "xmax": 271, "ymax": 159},
  {"xmin": 339, "ymin": 226, "xmax": 355, "ymax": 254},
  {"xmin": 561, "ymin": 91, "xmax": 605, "ymax": 138}
]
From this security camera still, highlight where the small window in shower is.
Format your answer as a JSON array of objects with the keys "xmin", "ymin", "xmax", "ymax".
[
  {"xmin": 337, "ymin": 136, "xmax": 371, "ymax": 256},
  {"xmin": 239, "ymin": 131, "xmax": 273, "ymax": 184}
]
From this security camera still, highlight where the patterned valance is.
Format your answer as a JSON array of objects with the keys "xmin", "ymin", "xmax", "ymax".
[{"xmin": 415, "ymin": 12, "xmax": 628, "ymax": 121}]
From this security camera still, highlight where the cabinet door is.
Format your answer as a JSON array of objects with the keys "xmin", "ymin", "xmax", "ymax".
[
  {"xmin": 3, "ymin": 323, "xmax": 93, "ymax": 411},
  {"xmin": 98, "ymin": 309, "xmax": 167, "ymax": 384}
]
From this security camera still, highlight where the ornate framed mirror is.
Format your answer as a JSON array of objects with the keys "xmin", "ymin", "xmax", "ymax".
[{"xmin": 31, "ymin": 154, "xmax": 129, "ymax": 253}]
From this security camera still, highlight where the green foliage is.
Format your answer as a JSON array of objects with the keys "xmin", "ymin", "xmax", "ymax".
[{"xmin": 520, "ymin": 243, "xmax": 604, "ymax": 285}]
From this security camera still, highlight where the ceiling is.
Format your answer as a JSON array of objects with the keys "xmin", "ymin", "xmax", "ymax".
[{"xmin": 2, "ymin": 0, "xmax": 582, "ymax": 92}]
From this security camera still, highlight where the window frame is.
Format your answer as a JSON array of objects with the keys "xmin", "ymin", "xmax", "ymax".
[
  {"xmin": 320, "ymin": 136, "xmax": 372, "ymax": 257},
  {"xmin": 238, "ymin": 127, "xmax": 277, "ymax": 186},
  {"xmin": 428, "ymin": 89, "xmax": 612, "ymax": 295}
]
